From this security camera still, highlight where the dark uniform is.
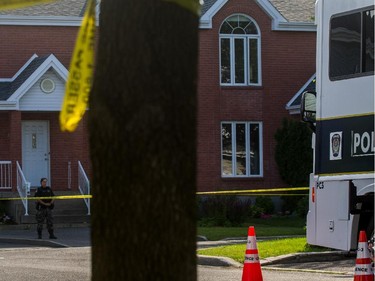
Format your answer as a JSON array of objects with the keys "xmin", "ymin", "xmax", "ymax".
[{"xmin": 35, "ymin": 186, "xmax": 56, "ymax": 239}]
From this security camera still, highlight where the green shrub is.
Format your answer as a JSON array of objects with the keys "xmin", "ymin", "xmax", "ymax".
[
  {"xmin": 296, "ymin": 196, "xmax": 309, "ymax": 218},
  {"xmin": 248, "ymin": 205, "xmax": 264, "ymax": 218},
  {"xmin": 197, "ymin": 196, "xmax": 251, "ymax": 226},
  {"xmin": 254, "ymin": 196, "xmax": 274, "ymax": 214},
  {"xmin": 0, "ymin": 201, "xmax": 6, "ymax": 216},
  {"xmin": 274, "ymin": 118, "xmax": 313, "ymax": 187}
]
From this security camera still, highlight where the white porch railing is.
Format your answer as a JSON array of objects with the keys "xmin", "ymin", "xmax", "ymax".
[
  {"xmin": 16, "ymin": 161, "xmax": 30, "ymax": 216},
  {"xmin": 78, "ymin": 161, "xmax": 90, "ymax": 215},
  {"xmin": 0, "ymin": 161, "xmax": 12, "ymax": 189}
]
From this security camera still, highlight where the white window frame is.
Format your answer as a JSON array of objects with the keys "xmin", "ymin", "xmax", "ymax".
[
  {"xmin": 221, "ymin": 121, "xmax": 263, "ymax": 178},
  {"xmin": 219, "ymin": 14, "xmax": 262, "ymax": 86}
]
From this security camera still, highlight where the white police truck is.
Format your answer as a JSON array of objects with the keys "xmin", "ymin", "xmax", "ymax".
[{"xmin": 301, "ymin": 0, "xmax": 374, "ymax": 251}]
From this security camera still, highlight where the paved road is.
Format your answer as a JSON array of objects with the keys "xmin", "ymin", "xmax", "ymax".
[
  {"xmin": 0, "ymin": 247, "xmax": 355, "ymax": 281},
  {"xmin": 0, "ymin": 225, "xmax": 359, "ymax": 280},
  {"xmin": 0, "ymin": 247, "xmax": 91, "ymax": 281}
]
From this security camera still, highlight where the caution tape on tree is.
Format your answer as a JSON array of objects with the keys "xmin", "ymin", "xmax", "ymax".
[
  {"xmin": 0, "ymin": 0, "xmax": 54, "ymax": 10},
  {"xmin": 59, "ymin": 0, "xmax": 96, "ymax": 132}
]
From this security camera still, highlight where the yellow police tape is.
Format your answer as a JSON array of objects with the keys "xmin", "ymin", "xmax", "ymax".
[
  {"xmin": 59, "ymin": 0, "xmax": 96, "ymax": 132},
  {"xmin": 196, "ymin": 187, "xmax": 309, "ymax": 196},
  {"xmin": 0, "ymin": 187, "xmax": 308, "ymax": 201},
  {"xmin": 162, "ymin": 0, "xmax": 202, "ymax": 16},
  {"xmin": 0, "ymin": 0, "xmax": 54, "ymax": 10},
  {"xmin": 0, "ymin": 195, "xmax": 92, "ymax": 201},
  {"xmin": 237, "ymin": 194, "xmax": 308, "ymax": 197}
]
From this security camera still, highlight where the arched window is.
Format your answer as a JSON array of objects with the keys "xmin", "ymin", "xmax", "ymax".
[{"xmin": 220, "ymin": 14, "xmax": 261, "ymax": 86}]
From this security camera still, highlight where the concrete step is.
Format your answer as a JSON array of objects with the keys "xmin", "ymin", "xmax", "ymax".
[
  {"xmin": 20, "ymin": 191, "xmax": 90, "ymax": 224},
  {"xmin": 26, "ymin": 205, "xmax": 88, "ymax": 215},
  {"xmin": 21, "ymin": 214, "xmax": 91, "ymax": 224},
  {"xmin": 0, "ymin": 222, "xmax": 90, "ymax": 230}
]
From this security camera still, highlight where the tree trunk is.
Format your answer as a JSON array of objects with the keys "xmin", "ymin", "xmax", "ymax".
[{"xmin": 89, "ymin": 1, "xmax": 198, "ymax": 280}]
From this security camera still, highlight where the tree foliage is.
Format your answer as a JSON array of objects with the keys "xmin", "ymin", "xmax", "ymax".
[{"xmin": 274, "ymin": 118, "xmax": 313, "ymax": 187}]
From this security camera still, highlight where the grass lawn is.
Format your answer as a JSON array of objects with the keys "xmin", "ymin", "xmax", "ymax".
[
  {"xmin": 197, "ymin": 237, "xmax": 327, "ymax": 263},
  {"xmin": 197, "ymin": 216, "xmax": 306, "ymax": 241}
]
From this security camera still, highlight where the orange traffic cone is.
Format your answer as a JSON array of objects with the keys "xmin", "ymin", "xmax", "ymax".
[
  {"xmin": 241, "ymin": 226, "xmax": 263, "ymax": 281},
  {"xmin": 354, "ymin": 230, "xmax": 374, "ymax": 281}
]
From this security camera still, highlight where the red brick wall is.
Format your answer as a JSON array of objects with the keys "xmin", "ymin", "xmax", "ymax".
[
  {"xmin": 20, "ymin": 112, "xmax": 90, "ymax": 191},
  {"xmin": 0, "ymin": 25, "xmax": 91, "ymax": 192},
  {"xmin": 0, "ymin": 112, "xmax": 10, "ymax": 159},
  {"xmin": 9, "ymin": 111, "xmax": 22, "ymax": 189},
  {"xmin": 0, "ymin": 2, "xmax": 316, "ymax": 193},
  {"xmin": 0, "ymin": 25, "xmax": 78, "ymax": 77},
  {"xmin": 197, "ymin": 0, "xmax": 316, "ymax": 191}
]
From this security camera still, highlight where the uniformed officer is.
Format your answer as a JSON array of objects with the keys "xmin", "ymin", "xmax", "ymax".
[{"xmin": 35, "ymin": 178, "xmax": 57, "ymax": 239}]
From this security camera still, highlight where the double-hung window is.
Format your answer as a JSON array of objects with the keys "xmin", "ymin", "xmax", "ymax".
[
  {"xmin": 221, "ymin": 122, "xmax": 263, "ymax": 177},
  {"xmin": 220, "ymin": 14, "xmax": 261, "ymax": 86}
]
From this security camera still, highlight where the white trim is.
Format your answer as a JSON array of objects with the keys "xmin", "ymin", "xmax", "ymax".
[
  {"xmin": 219, "ymin": 14, "xmax": 262, "ymax": 86},
  {"xmin": 0, "ymin": 101, "xmax": 17, "ymax": 109},
  {"xmin": 199, "ymin": 0, "xmax": 317, "ymax": 32},
  {"xmin": 287, "ymin": 106, "xmax": 302, "ymax": 115},
  {"xmin": 0, "ymin": 15, "xmax": 83, "ymax": 26},
  {"xmin": 255, "ymin": 0, "xmax": 287, "ymax": 29},
  {"xmin": 221, "ymin": 121, "xmax": 263, "ymax": 178},
  {"xmin": 277, "ymin": 21, "xmax": 316, "ymax": 32},
  {"xmin": 0, "ymin": 54, "xmax": 68, "ymax": 110},
  {"xmin": 286, "ymin": 73, "xmax": 316, "ymax": 114},
  {"xmin": 0, "ymin": 54, "xmax": 39, "ymax": 82},
  {"xmin": 40, "ymin": 78, "xmax": 56, "ymax": 93},
  {"xmin": 8, "ymin": 55, "xmax": 68, "ymax": 102},
  {"xmin": 96, "ymin": 0, "xmax": 101, "ymax": 18},
  {"xmin": 200, "ymin": 0, "xmax": 229, "ymax": 29}
]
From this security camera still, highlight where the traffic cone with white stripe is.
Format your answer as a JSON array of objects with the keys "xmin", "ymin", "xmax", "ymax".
[
  {"xmin": 354, "ymin": 230, "xmax": 374, "ymax": 281},
  {"xmin": 241, "ymin": 226, "xmax": 263, "ymax": 281}
]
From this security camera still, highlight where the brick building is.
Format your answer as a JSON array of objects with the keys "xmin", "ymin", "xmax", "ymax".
[
  {"xmin": 0, "ymin": 0, "xmax": 90, "ymax": 220},
  {"xmin": 197, "ymin": 0, "xmax": 316, "ymax": 191},
  {"xmin": 0, "ymin": 0, "xmax": 316, "ymax": 218}
]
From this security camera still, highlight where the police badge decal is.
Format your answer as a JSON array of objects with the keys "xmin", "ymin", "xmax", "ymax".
[{"xmin": 330, "ymin": 132, "xmax": 342, "ymax": 160}]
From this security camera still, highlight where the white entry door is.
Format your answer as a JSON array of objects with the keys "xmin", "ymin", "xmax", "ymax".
[{"xmin": 22, "ymin": 121, "xmax": 50, "ymax": 188}]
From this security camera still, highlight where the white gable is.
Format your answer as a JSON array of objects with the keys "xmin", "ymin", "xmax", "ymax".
[
  {"xmin": 200, "ymin": 0, "xmax": 316, "ymax": 31},
  {"xmin": 19, "ymin": 69, "xmax": 65, "ymax": 111},
  {"xmin": 0, "ymin": 54, "xmax": 68, "ymax": 111}
]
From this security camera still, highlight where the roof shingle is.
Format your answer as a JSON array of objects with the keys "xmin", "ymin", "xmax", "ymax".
[
  {"xmin": 0, "ymin": 56, "xmax": 48, "ymax": 101},
  {"xmin": 0, "ymin": 0, "xmax": 87, "ymax": 17},
  {"xmin": 0, "ymin": 0, "xmax": 315, "ymax": 23},
  {"xmin": 269, "ymin": 0, "xmax": 315, "ymax": 22}
]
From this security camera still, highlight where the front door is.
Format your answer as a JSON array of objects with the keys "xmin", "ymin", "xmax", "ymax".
[{"xmin": 22, "ymin": 121, "xmax": 50, "ymax": 188}]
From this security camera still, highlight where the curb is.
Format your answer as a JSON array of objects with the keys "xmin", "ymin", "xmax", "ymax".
[
  {"xmin": 261, "ymin": 250, "xmax": 355, "ymax": 266},
  {"xmin": 197, "ymin": 235, "xmax": 305, "ymax": 249},
  {"xmin": 0, "ymin": 237, "xmax": 69, "ymax": 248},
  {"xmin": 198, "ymin": 239, "xmax": 246, "ymax": 249},
  {"xmin": 197, "ymin": 251, "xmax": 355, "ymax": 268},
  {"xmin": 198, "ymin": 255, "xmax": 242, "ymax": 267}
]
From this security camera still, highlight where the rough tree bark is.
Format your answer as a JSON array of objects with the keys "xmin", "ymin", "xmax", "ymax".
[{"xmin": 89, "ymin": 0, "xmax": 198, "ymax": 280}]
